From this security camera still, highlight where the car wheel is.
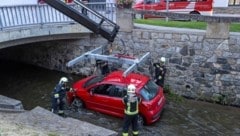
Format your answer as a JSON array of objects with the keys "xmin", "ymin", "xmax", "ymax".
[
  {"xmin": 189, "ymin": 11, "xmax": 200, "ymax": 22},
  {"xmin": 70, "ymin": 98, "xmax": 84, "ymax": 112},
  {"xmin": 138, "ymin": 115, "xmax": 144, "ymax": 129}
]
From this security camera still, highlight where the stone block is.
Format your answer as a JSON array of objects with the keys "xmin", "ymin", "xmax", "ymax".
[
  {"xmin": 116, "ymin": 9, "xmax": 133, "ymax": 32},
  {"xmin": 206, "ymin": 22, "xmax": 230, "ymax": 39},
  {"xmin": 0, "ymin": 95, "xmax": 24, "ymax": 111}
]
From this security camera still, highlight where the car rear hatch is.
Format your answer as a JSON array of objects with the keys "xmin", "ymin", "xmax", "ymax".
[{"xmin": 139, "ymin": 80, "xmax": 166, "ymax": 123}]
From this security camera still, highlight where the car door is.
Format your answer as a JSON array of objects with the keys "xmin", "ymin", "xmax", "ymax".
[
  {"xmin": 86, "ymin": 84, "xmax": 111, "ymax": 113},
  {"xmin": 107, "ymin": 85, "xmax": 127, "ymax": 117},
  {"xmin": 87, "ymin": 83, "xmax": 126, "ymax": 118}
]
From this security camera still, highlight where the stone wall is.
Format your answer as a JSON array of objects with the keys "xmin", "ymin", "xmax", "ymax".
[
  {"xmin": 214, "ymin": 7, "xmax": 240, "ymax": 14},
  {"xmin": 117, "ymin": 28, "xmax": 240, "ymax": 106},
  {"xmin": 1, "ymin": 28, "xmax": 240, "ymax": 106},
  {"xmin": 0, "ymin": 34, "xmax": 108, "ymax": 76}
]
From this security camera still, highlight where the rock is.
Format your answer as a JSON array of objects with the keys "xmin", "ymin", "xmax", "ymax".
[{"xmin": 0, "ymin": 95, "xmax": 24, "ymax": 112}]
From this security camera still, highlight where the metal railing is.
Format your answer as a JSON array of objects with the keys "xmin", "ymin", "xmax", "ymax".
[{"xmin": 0, "ymin": 2, "xmax": 116, "ymax": 30}]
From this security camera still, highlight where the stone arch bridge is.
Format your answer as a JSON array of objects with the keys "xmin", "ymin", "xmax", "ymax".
[
  {"xmin": 1, "ymin": 3, "xmax": 240, "ymax": 106},
  {"xmin": 0, "ymin": 3, "xmax": 116, "ymax": 49}
]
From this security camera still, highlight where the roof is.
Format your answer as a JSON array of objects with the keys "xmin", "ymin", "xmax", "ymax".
[{"xmin": 103, "ymin": 70, "xmax": 149, "ymax": 89}]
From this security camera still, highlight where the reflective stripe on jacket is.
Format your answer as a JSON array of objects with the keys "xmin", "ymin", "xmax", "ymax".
[{"xmin": 123, "ymin": 94, "xmax": 140, "ymax": 115}]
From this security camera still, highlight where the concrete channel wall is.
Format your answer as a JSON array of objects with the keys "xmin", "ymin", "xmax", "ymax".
[
  {"xmin": 1, "ymin": 25, "xmax": 240, "ymax": 107},
  {"xmin": 0, "ymin": 96, "xmax": 118, "ymax": 135}
]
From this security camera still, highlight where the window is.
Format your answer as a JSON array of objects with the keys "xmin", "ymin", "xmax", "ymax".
[
  {"xmin": 84, "ymin": 76, "xmax": 104, "ymax": 88},
  {"xmin": 91, "ymin": 84, "xmax": 126, "ymax": 97},
  {"xmin": 108, "ymin": 85, "xmax": 127, "ymax": 97},
  {"xmin": 92, "ymin": 84, "xmax": 111, "ymax": 95},
  {"xmin": 140, "ymin": 80, "xmax": 159, "ymax": 101},
  {"xmin": 229, "ymin": 0, "xmax": 240, "ymax": 5}
]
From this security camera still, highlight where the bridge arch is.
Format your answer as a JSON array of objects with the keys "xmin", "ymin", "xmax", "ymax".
[
  {"xmin": 0, "ymin": 3, "xmax": 116, "ymax": 49},
  {"xmin": 0, "ymin": 23, "xmax": 92, "ymax": 49}
]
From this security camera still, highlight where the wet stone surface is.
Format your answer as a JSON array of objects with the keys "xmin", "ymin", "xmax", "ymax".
[
  {"xmin": 0, "ymin": 95, "xmax": 23, "ymax": 110},
  {"xmin": 1, "ymin": 60, "xmax": 240, "ymax": 136}
]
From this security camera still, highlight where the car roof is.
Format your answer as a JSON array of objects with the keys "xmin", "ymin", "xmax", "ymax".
[{"xmin": 103, "ymin": 70, "xmax": 149, "ymax": 89}]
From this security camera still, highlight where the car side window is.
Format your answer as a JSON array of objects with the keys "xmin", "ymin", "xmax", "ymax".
[
  {"xmin": 108, "ymin": 85, "xmax": 127, "ymax": 98},
  {"xmin": 108, "ymin": 85, "xmax": 116, "ymax": 96},
  {"xmin": 93, "ymin": 84, "xmax": 111, "ymax": 95}
]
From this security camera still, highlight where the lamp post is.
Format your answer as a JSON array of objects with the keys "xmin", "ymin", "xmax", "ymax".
[{"xmin": 166, "ymin": 0, "xmax": 169, "ymax": 22}]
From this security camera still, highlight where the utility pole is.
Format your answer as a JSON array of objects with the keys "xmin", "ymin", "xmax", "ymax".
[{"xmin": 166, "ymin": 0, "xmax": 169, "ymax": 22}]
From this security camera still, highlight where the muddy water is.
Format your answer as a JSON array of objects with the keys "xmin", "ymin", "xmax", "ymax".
[{"xmin": 1, "ymin": 60, "xmax": 240, "ymax": 136}]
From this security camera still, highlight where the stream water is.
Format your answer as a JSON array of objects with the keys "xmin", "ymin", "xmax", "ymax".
[{"xmin": 1, "ymin": 60, "xmax": 240, "ymax": 136}]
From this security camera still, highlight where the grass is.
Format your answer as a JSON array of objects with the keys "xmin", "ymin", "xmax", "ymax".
[
  {"xmin": 134, "ymin": 19, "xmax": 240, "ymax": 32},
  {"xmin": 163, "ymin": 85, "xmax": 184, "ymax": 103}
]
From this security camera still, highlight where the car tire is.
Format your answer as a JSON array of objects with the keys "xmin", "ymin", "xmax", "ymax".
[
  {"xmin": 70, "ymin": 98, "xmax": 84, "ymax": 112},
  {"xmin": 189, "ymin": 11, "xmax": 200, "ymax": 22},
  {"xmin": 138, "ymin": 115, "xmax": 144, "ymax": 129}
]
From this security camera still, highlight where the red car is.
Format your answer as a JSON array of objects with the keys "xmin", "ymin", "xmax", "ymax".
[{"xmin": 67, "ymin": 70, "xmax": 166, "ymax": 125}]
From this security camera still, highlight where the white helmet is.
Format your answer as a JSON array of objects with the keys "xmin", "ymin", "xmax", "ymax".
[
  {"xmin": 59, "ymin": 77, "xmax": 68, "ymax": 83},
  {"xmin": 127, "ymin": 84, "xmax": 136, "ymax": 94},
  {"xmin": 160, "ymin": 57, "xmax": 166, "ymax": 63}
]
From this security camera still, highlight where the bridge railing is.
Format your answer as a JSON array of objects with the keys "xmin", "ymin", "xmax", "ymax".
[{"xmin": 0, "ymin": 2, "xmax": 116, "ymax": 30}]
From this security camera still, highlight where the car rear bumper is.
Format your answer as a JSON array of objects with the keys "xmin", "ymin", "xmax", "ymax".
[{"xmin": 145, "ymin": 96, "xmax": 166, "ymax": 125}]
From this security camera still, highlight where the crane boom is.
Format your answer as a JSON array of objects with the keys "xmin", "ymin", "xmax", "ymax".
[{"xmin": 44, "ymin": 0, "xmax": 119, "ymax": 42}]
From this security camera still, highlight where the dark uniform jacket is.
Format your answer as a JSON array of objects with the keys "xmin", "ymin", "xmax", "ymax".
[
  {"xmin": 123, "ymin": 94, "xmax": 141, "ymax": 115},
  {"xmin": 153, "ymin": 63, "xmax": 167, "ymax": 87},
  {"xmin": 53, "ymin": 83, "xmax": 68, "ymax": 100}
]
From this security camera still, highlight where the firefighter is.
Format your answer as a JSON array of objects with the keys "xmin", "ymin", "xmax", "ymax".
[
  {"xmin": 51, "ymin": 77, "xmax": 70, "ymax": 117},
  {"xmin": 100, "ymin": 61, "xmax": 110, "ymax": 75},
  {"xmin": 122, "ymin": 84, "xmax": 141, "ymax": 136},
  {"xmin": 95, "ymin": 60, "xmax": 110, "ymax": 75},
  {"xmin": 153, "ymin": 57, "xmax": 167, "ymax": 88}
]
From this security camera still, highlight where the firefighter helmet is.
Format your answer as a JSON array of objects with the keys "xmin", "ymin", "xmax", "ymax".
[
  {"xmin": 160, "ymin": 57, "xmax": 166, "ymax": 63},
  {"xmin": 127, "ymin": 84, "xmax": 136, "ymax": 94},
  {"xmin": 59, "ymin": 77, "xmax": 68, "ymax": 83}
]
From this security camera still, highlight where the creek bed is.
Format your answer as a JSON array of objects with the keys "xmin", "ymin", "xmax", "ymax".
[{"xmin": 1, "ymin": 60, "xmax": 240, "ymax": 136}]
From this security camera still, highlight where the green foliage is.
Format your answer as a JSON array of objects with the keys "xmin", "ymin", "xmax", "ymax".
[
  {"xmin": 164, "ymin": 85, "xmax": 184, "ymax": 103},
  {"xmin": 212, "ymin": 94, "xmax": 228, "ymax": 105},
  {"xmin": 117, "ymin": 0, "xmax": 133, "ymax": 5},
  {"xmin": 134, "ymin": 19, "xmax": 240, "ymax": 32},
  {"xmin": 117, "ymin": 0, "xmax": 133, "ymax": 8},
  {"xmin": 48, "ymin": 133, "xmax": 59, "ymax": 136},
  {"xmin": 229, "ymin": 23, "xmax": 240, "ymax": 32},
  {"xmin": 163, "ymin": 84, "xmax": 171, "ymax": 94}
]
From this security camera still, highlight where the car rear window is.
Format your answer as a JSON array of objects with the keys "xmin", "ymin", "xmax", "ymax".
[
  {"xmin": 84, "ymin": 76, "xmax": 104, "ymax": 88},
  {"xmin": 139, "ymin": 80, "xmax": 159, "ymax": 101}
]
